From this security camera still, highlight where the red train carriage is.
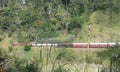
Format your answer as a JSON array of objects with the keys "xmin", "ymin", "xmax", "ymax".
[
  {"xmin": 73, "ymin": 43, "xmax": 88, "ymax": 48},
  {"xmin": 13, "ymin": 43, "xmax": 24, "ymax": 46},
  {"xmin": 89, "ymin": 43, "xmax": 108, "ymax": 48},
  {"xmin": 73, "ymin": 43, "xmax": 117, "ymax": 48}
]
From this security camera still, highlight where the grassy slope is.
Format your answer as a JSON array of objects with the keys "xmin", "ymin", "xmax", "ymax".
[
  {"xmin": 3, "ymin": 47, "xmax": 102, "ymax": 72},
  {"xmin": 0, "ymin": 37, "xmax": 12, "ymax": 48},
  {"xmin": 80, "ymin": 10, "xmax": 120, "ymax": 43}
]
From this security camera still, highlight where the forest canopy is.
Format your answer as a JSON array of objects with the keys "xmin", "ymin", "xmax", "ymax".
[{"xmin": 0, "ymin": 0, "xmax": 120, "ymax": 43}]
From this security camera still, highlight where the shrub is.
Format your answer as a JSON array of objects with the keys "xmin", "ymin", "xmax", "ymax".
[
  {"xmin": 56, "ymin": 49, "xmax": 76, "ymax": 62},
  {"xmin": 0, "ymin": 38, "xmax": 2, "ymax": 42},
  {"xmin": 24, "ymin": 63, "xmax": 38, "ymax": 72},
  {"xmin": 24, "ymin": 45, "xmax": 31, "ymax": 51},
  {"xmin": 0, "ymin": 47, "xmax": 8, "ymax": 58},
  {"xmin": 8, "ymin": 46, "xmax": 13, "ymax": 52}
]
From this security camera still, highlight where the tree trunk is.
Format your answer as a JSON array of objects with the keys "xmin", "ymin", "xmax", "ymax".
[{"xmin": 0, "ymin": 66, "xmax": 3, "ymax": 72}]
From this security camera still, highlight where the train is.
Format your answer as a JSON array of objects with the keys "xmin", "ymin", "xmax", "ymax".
[
  {"xmin": 12, "ymin": 43, "xmax": 24, "ymax": 46},
  {"xmin": 31, "ymin": 42, "xmax": 120, "ymax": 48}
]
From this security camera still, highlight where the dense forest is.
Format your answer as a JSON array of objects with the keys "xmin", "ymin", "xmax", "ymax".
[{"xmin": 0, "ymin": 0, "xmax": 120, "ymax": 43}]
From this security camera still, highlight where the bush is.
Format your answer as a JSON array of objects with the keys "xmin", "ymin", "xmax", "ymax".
[
  {"xmin": 8, "ymin": 46, "xmax": 13, "ymax": 52},
  {"xmin": 68, "ymin": 16, "xmax": 82, "ymax": 32},
  {"xmin": 0, "ymin": 47, "xmax": 8, "ymax": 58},
  {"xmin": 24, "ymin": 63, "xmax": 38, "ymax": 72},
  {"xmin": 56, "ymin": 49, "xmax": 76, "ymax": 62},
  {"xmin": 24, "ymin": 45, "xmax": 31, "ymax": 51},
  {"xmin": 0, "ymin": 38, "xmax": 2, "ymax": 42}
]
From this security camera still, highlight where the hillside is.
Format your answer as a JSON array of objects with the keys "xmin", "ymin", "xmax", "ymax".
[{"xmin": 0, "ymin": 0, "xmax": 120, "ymax": 45}]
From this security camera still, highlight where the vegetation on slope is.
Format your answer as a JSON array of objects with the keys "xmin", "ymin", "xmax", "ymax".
[
  {"xmin": 0, "ymin": 1, "xmax": 120, "ymax": 71},
  {"xmin": 0, "ymin": 46, "xmax": 103, "ymax": 72},
  {"xmin": 0, "ymin": 0, "xmax": 120, "ymax": 43}
]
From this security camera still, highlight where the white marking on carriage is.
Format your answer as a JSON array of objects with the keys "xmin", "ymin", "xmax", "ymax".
[
  {"xmin": 108, "ymin": 43, "xmax": 116, "ymax": 45},
  {"xmin": 108, "ymin": 43, "xmax": 116, "ymax": 47},
  {"xmin": 53, "ymin": 44, "xmax": 58, "ymax": 46},
  {"xmin": 42, "ymin": 44, "xmax": 45, "ymax": 46},
  {"xmin": 31, "ymin": 44, "xmax": 37, "ymax": 46},
  {"xmin": 89, "ymin": 43, "xmax": 108, "ymax": 48},
  {"xmin": 37, "ymin": 44, "xmax": 42, "ymax": 46},
  {"xmin": 47, "ymin": 44, "xmax": 52, "ymax": 46},
  {"xmin": 35, "ymin": 43, "xmax": 58, "ymax": 47}
]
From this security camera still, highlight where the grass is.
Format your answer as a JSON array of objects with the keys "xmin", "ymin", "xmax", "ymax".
[
  {"xmin": 0, "ymin": 46, "xmax": 107, "ymax": 72},
  {"xmin": 79, "ymin": 10, "xmax": 120, "ymax": 43},
  {"xmin": 0, "ymin": 37, "xmax": 12, "ymax": 48}
]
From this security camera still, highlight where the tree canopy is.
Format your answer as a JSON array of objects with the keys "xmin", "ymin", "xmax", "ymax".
[{"xmin": 0, "ymin": 0, "xmax": 120, "ymax": 42}]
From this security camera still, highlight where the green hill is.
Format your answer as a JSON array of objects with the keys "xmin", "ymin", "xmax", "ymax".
[{"xmin": 0, "ymin": 0, "xmax": 120, "ymax": 45}]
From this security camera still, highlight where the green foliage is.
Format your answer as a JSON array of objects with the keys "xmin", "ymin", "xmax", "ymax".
[
  {"xmin": 98, "ymin": 44, "xmax": 120, "ymax": 60},
  {"xmin": 24, "ymin": 63, "xmax": 38, "ymax": 72},
  {"xmin": 50, "ymin": 17, "xmax": 58, "ymax": 24},
  {"xmin": 8, "ymin": 46, "xmax": 13, "ymax": 52},
  {"xmin": 0, "ymin": 0, "xmax": 120, "ymax": 42},
  {"xmin": 40, "ymin": 31, "xmax": 59, "ymax": 38},
  {"xmin": 2, "ymin": 46, "xmax": 116, "ymax": 72},
  {"xmin": 98, "ymin": 44, "xmax": 120, "ymax": 70},
  {"xmin": 0, "ymin": 38, "xmax": 2, "ymax": 42},
  {"xmin": 53, "ymin": 67, "xmax": 68, "ymax": 72},
  {"xmin": 69, "ymin": 16, "xmax": 82, "ymax": 29},
  {"xmin": 0, "ymin": 47, "xmax": 8, "ymax": 58},
  {"xmin": 62, "ymin": 0, "xmax": 71, "ymax": 6},
  {"xmin": 24, "ymin": 45, "xmax": 31, "ymax": 51},
  {"xmin": 56, "ymin": 49, "xmax": 76, "ymax": 62}
]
